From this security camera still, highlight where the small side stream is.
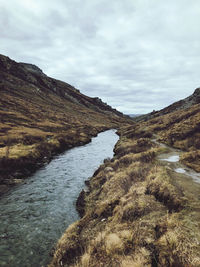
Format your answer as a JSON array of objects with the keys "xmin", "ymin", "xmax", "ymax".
[{"xmin": 0, "ymin": 129, "xmax": 119, "ymax": 267}]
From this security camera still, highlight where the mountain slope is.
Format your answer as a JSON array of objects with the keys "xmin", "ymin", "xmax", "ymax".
[{"xmin": 0, "ymin": 54, "xmax": 131, "ymax": 195}]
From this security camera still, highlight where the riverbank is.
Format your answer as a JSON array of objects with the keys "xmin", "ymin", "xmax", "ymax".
[
  {"xmin": 0, "ymin": 124, "xmax": 116, "ymax": 196},
  {"xmin": 49, "ymin": 125, "xmax": 200, "ymax": 267}
]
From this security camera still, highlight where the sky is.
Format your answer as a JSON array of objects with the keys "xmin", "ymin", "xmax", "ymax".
[{"xmin": 0, "ymin": 0, "xmax": 200, "ymax": 114}]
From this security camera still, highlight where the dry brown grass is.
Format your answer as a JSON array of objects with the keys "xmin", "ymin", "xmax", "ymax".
[
  {"xmin": 146, "ymin": 167, "xmax": 184, "ymax": 212},
  {"xmin": 149, "ymin": 104, "xmax": 200, "ymax": 171},
  {"xmin": 155, "ymin": 213, "xmax": 200, "ymax": 266},
  {"xmin": 180, "ymin": 150, "xmax": 200, "ymax": 172},
  {"xmin": 105, "ymin": 233, "xmax": 124, "ymax": 254},
  {"xmin": 120, "ymin": 248, "xmax": 151, "ymax": 267}
]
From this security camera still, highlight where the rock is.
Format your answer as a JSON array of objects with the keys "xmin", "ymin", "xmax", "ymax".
[{"xmin": 76, "ymin": 189, "xmax": 86, "ymax": 217}]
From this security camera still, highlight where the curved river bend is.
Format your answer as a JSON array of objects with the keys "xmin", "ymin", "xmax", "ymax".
[{"xmin": 0, "ymin": 130, "xmax": 118, "ymax": 267}]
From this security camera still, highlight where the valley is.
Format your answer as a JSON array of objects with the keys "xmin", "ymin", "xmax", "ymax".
[
  {"xmin": 0, "ymin": 54, "xmax": 200, "ymax": 267},
  {"xmin": 0, "ymin": 54, "xmax": 131, "ymax": 196}
]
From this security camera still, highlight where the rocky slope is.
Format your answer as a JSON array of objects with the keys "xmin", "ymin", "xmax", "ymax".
[
  {"xmin": 0, "ymin": 54, "xmax": 131, "ymax": 195},
  {"xmin": 49, "ymin": 88, "xmax": 200, "ymax": 267}
]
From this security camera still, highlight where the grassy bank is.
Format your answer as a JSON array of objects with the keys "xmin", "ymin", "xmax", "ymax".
[
  {"xmin": 0, "ymin": 124, "xmax": 114, "ymax": 196},
  {"xmin": 49, "ymin": 125, "xmax": 200, "ymax": 267}
]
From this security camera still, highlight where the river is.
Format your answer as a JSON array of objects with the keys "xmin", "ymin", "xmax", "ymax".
[{"xmin": 0, "ymin": 129, "xmax": 118, "ymax": 267}]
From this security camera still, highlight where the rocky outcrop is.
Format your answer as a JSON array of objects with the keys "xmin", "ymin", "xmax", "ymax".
[{"xmin": 19, "ymin": 62, "xmax": 46, "ymax": 76}]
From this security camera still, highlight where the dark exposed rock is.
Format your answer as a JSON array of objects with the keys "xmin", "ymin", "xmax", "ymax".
[
  {"xmin": 76, "ymin": 189, "xmax": 86, "ymax": 217},
  {"xmin": 18, "ymin": 62, "xmax": 46, "ymax": 76}
]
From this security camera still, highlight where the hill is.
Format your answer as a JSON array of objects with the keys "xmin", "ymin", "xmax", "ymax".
[
  {"xmin": 134, "ymin": 87, "xmax": 200, "ymax": 122},
  {"xmin": 0, "ymin": 54, "xmax": 131, "ymax": 195}
]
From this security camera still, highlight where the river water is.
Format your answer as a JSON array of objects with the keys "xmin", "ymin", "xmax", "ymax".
[{"xmin": 0, "ymin": 129, "xmax": 118, "ymax": 267}]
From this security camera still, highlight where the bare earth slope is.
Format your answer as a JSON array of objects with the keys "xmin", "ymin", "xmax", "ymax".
[
  {"xmin": 50, "ymin": 88, "xmax": 200, "ymax": 267},
  {"xmin": 0, "ymin": 54, "xmax": 131, "ymax": 195}
]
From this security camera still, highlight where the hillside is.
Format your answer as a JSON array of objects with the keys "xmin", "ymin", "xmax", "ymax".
[
  {"xmin": 0, "ymin": 54, "xmax": 131, "ymax": 195},
  {"xmin": 50, "ymin": 88, "xmax": 200, "ymax": 267},
  {"xmin": 134, "ymin": 87, "xmax": 200, "ymax": 122},
  {"xmin": 138, "ymin": 88, "xmax": 200, "ymax": 172}
]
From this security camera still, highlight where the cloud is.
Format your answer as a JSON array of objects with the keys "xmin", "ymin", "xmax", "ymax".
[{"xmin": 0, "ymin": 0, "xmax": 200, "ymax": 114}]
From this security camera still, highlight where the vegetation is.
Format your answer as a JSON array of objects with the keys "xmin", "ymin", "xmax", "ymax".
[
  {"xmin": 1, "ymin": 54, "xmax": 200, "ymax": 266},
  {"xmin": 49, "ymin": 121, "xmax": 200, "ymax": 266},
  {"xmin": 143, "ymin": 103, "xmax": 200, "ymax": 172}
]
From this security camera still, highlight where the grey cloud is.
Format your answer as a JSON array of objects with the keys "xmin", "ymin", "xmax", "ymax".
[{"xmin": 0, "ymin": 0, "xmax": 200, "ymax": 114}]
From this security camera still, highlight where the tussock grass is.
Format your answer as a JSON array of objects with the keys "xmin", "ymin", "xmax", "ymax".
[
  {"xmin": 105, "ymin": 233, "xmax": 124, "ymax": 254},
  {"xmin": 79, "ymin": 252, "xmax": 91, "ymax": 267},
  {"xmin": 120, "ymin": 248, "xmax": 151, "ymax": 267},
  {"xmin": 181, "ymin": 150, "xmax": 200, "ymax": 172},
  {"xmin": 49, "ymin": 221, "xmax": 82, "ymax": 267},
  {"xmin": 155, "ymin": 213, "xmax": 200, "ymax": 266},
  {"xmin": 146, "ymin": 167, "xmax": 184, "ymax": 212},
  {"xmin": 114, "ymin": 138, "xmax": 154, "ymax": 158}
]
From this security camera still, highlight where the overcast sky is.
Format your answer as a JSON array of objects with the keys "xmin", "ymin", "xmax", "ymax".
[{"xmin": 0, "ymin": 0, "xmax": 200, "ymax": 114}]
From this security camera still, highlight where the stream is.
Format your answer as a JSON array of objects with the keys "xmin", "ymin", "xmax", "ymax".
[{"xmin": 0, "ymin": 129, "xmax": 119, "ymax": 267}]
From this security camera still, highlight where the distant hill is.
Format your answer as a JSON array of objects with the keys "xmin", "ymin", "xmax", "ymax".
[{"xmin": 128, "ymin": 114, "xmax": 143, "ymax": 118}]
